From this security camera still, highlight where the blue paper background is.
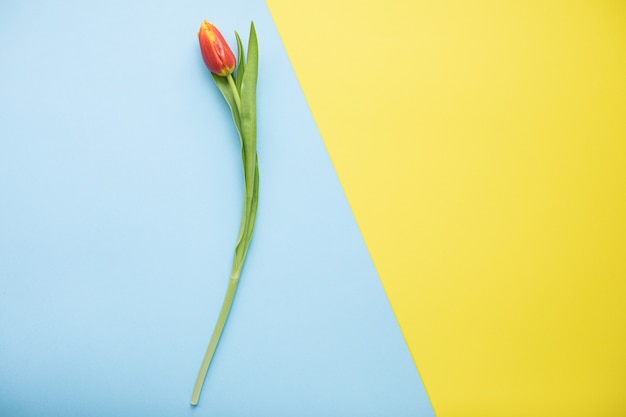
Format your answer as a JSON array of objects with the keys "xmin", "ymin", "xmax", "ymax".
[{"xmin": 0, "ymin": 0, "xmax": 434, "ymax": 415}]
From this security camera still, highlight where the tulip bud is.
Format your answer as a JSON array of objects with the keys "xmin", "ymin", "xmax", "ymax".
[{"xmin": 198, "ymin": 20, "xmax": 236, "ymax": 76}]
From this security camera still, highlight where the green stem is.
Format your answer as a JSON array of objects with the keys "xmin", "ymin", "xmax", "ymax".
[
  {"xmin": 191, "ymin": 73, "xmax": 247, "ymax": 407},
  {"xmin": 227, "ymin": 74, "xmax": 241, "ymax": 112},
  {"xmin": 190, "ymin": 274, "xmax": 241, "ymax": 406}
]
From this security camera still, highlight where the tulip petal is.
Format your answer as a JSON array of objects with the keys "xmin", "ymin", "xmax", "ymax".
[{"xmin": 198, "ymin": 21, "xmax": 236, "ymax": 76}]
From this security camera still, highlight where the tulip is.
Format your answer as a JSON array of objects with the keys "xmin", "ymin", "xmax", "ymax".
[
  {"xmin": 191, "ymin": 21, "xmax": 259, "ymax": 407},
  {"xmin": 198, "ymin": 20, "xmax": 236, "ymax": 76}
]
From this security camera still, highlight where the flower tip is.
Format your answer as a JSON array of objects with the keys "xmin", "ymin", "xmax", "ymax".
[{"xmin": 198, "ymin": 20, "xmax": 236, "ymax": 76}]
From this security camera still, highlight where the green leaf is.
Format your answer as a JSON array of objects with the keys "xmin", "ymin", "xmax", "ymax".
[
  {"xmin": 211, "ymin": 74, "xmax": 242, "ymax": 137},
  {"xmin": 242, "ymin": 156, "xmax": 259, "ymax": 258},
  {"xmin": 212, "ymin": 22, "xmax": 259, "ymax": 272},
  {"xmin": 235, "ymin": 31, "xmax": 245, "ymax": 93},
  {"xmin": 230, "ymin": 22, "xmax": 259, "ymax": 274},
  {"xmin": 238, "ymin": 20, "xmax": 258, "ymax": 242},
  {"xmin": 230, "ymin": 156, "xmax": 259, "ymax": 276}
]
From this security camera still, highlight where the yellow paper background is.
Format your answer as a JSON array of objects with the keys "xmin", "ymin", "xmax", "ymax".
[{"xmin": 265, "ymin": 1, "xmax": 626, "ymax": 416}]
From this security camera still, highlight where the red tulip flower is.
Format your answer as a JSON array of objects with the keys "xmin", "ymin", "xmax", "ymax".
[{"xmin": 198, "ymin": 20, "xmax": 236, "ymax": 76}]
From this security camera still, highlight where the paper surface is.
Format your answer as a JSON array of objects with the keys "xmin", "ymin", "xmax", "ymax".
[
  {"xmin": 265, "ymin": 1, "xmax": 626, "ymax": 416},
  {"xmin": 0, "ymin": 0, "xmax": 434, "ymax": 415}
]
